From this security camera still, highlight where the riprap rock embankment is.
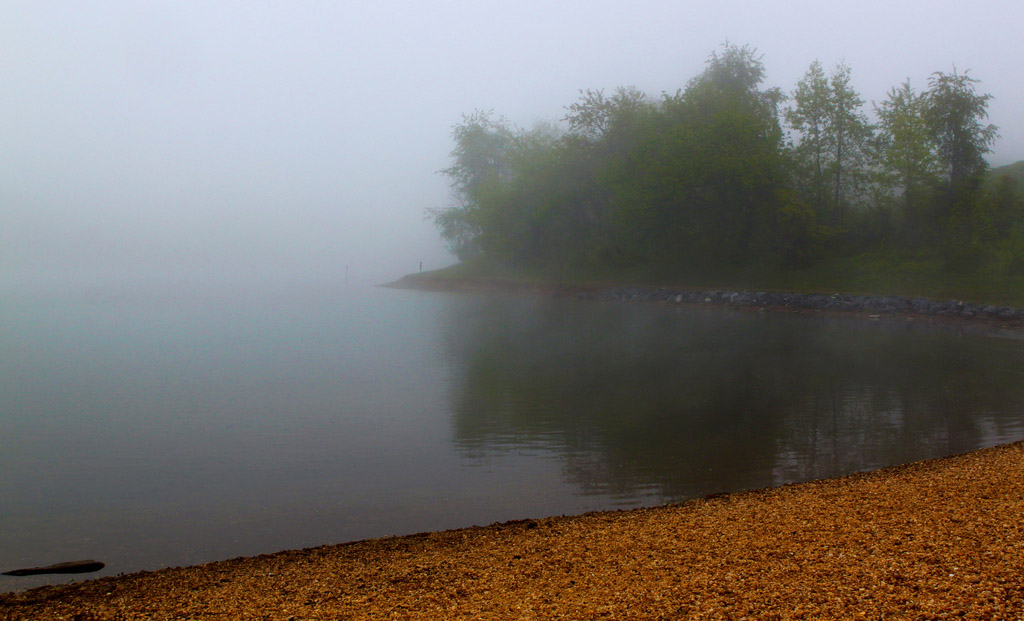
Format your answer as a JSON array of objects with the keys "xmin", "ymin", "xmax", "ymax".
[{"xmin": 578, "ymin": 287, "xmax": 1024, "ymax": 323}]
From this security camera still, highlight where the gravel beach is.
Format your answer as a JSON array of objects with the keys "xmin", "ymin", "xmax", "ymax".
[{"xmin": 3, "ymin": 440, "xmax": 1023, "ymax": 619}]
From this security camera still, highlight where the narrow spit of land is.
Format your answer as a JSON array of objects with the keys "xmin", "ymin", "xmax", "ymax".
[
  {"xmin": 3, "ymin": 441, "xmax": 1023, "ymax": 619},
  {"xmin": 386, "ymin": 272, "xmax": 1024, "ymax": 329}
]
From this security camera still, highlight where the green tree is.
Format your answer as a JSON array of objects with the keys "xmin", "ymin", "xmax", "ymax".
[
  {"xmin": 440, "ymin": 110, "xmax": 516, "ymax": 201},
  {"xmin": 494, "ymin": 121, "xmax": 592, "ymax": 266},
  {"xmin": 873, "ymin": 79, "xmax": 941, "ymax": 242},
  {"xmin": 982, "ymin": 176, "xmax": 1024, "ymax": 270},
  {"xmin": 611, "ymin": 44, "xmax": 797, "ymax": 265},
  {"xmin": 924, "ymin": 69, "xmax": 998, "ymax": 187},
  {"xmin": 827, "ymin": 63, "xmax": 873, "ymax": 215},
  {"xmin": 560, "ymin": 86, "xmax": 656, "ymax": 265},
  {"xmin": 786, "ymin": 62, "xmax": 874, "ymax": 225},
  {"xmin": 875, "ymin": 79, "xmax": 940, "ymax": 205},
  {"xmin": 564, "ymin": 88, "xmax": 614, "ymax": 142},
  {"xmin": 923, "ymin": 69, "xmax": 999, "ymax": 266},
  {"xmin": 786, "ymin": 61, "xmax": 831, "ymax": 211},
  {"xmin": 428, "ymin": 110, "xmax": 516, "ymax": 260}
]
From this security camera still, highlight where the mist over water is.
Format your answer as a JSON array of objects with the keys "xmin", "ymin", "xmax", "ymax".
[
  {"xmin": 4, "ymin": 2, "xmax": 1023, "ymax": 294},
  {"xmin": 3, "ymin": 276, "xmax": 1024, "ymax": 592},
  {"xmin": 4, "ymin": 0, "xmax": 1024, "ymax": 597}
]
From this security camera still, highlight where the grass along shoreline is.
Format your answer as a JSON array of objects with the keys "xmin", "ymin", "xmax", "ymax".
[
  {"xmin": 392, "ymin": 256, "xmax": 1024, "ymax": 309},
  {"xmin": 390, "ymin": 261, "xmax": 1024, "ymax": 330},
  {"xmin": 2, "ymin": 440, "xmax": 1023, "ymax": 618}
]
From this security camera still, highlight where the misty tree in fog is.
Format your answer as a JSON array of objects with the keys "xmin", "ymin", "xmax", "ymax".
[
  {"xmin": 690, "ymin": 43, "xmax": 784, "ymax": 109},
  {"xmin": 560, "ymin": 86, "xmax": 655, "ymax": 263},
  {"xmin": 606, "ymin": 43, "xmax": 811, "ymax": 264},
  {"xmin": 431, "ymin": 109, "xmax": 587, "ymax": 265},
  {"xmin": 922, "ymin": 69, "xmax": 1002, "ymax": 263},
  {"xmin": 429, "ymin": 44, "xmax": 829, "ymax": 269},
  {"xmin": 564, "ymin": 88, "xmax": 617, "ymax": 142},
  {"xmin": 429, "ymin": 111, "xmax": 516, "ymax": 259},
  {"xmin": 787, "ymin": 61, "xmax": 874, "ymax": 225},
  {"xmin": 786, "ymin": 61, "xmax": 831, "ymax": 212},
  {"xmin": 924, "ymin": 69, "xmax": 998, "ymax": 186},
  {"xmin": 828, "ymin": 63, "xmax": 874, "ymax": 213},
  {"xmin": 565, "ymin": 86, "xmax": 651, "ymax": 144},
  {"xmin": 873, "ymin": 79, "xmax": 942, "ymax": 233},
  {"xmin": 441, "ymin": 110, "xmax": 517, "ymax": 192},
  {"xmin": 428, "ymin": 45, "xmax": 1021, "ymax": 274}
]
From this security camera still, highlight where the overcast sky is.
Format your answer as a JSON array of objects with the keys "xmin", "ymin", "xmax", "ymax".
[{"xmin": 3, "ymin": 1, "xmax": 1022, "ymax": 284}]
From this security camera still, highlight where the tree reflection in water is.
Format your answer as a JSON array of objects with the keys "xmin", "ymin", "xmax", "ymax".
[{"xmin": 442, "ymin": 294, "xmax": 1024, "ymax": 503}]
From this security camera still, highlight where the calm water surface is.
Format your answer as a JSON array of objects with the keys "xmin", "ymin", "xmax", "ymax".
[{"xmin": 2, "ymin": 276, "xmax": 1024, "ymax": 591}]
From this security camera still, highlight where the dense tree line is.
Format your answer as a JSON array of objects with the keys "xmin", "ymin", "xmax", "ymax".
[{"xmin": 429, "ymin": 44, "xmax": 1023, "ymax": 274}]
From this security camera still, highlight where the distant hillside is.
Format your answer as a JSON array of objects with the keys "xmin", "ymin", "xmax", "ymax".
[
  {"xmin": 992, "ymin": 161, "xmax": 1024, "ymax": 178},
  {"xmin": 991, "ymin": 161, "xmax": 1024, "ymax": 191}
]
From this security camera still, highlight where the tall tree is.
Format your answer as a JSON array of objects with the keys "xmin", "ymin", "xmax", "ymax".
[
  {"xmin": 684, "ymin": 43, "xmax": 784, "ymax": 111},
  {"xmin": 786, "ymin": 61, "xmax": 831, "ymax": 211},
  {"xmin": 786, "ymin": 62, "xmax": 873, "ymax": 224},
  {"xmin": 564, "ymin": 88, "xmax": 614, "ymax": 142},
  {"xmin": 827, "ymin": 63, "xmax": 873, "ymax": 216},
  {"xmin": 564, "ymin": 86, "xmax": 653, "ymax": 152},
  {"xmin": 619, "ymin": 43, "xmax": 792, "ymax": 264},
  {"xmin": 924, "ymin": 69, "xmax": 998, "ymax": 186},
  {"xmin": 922, "ymin": 69, "xmax": 1000, "ymax": 265},
  {"xmin": 429, "ymin": 111, "xmax": 516, "ymax": 260},
  {"xmin": 440, "ymin": 110, "xmax": 516, "ymax": 201},
  {"xmin": 874, "ymin": 79, "xmax": 941, "ymax": 219},
  {"xmin": 560, "ymin": 86, "xmax": 655, "ymax": 263}
]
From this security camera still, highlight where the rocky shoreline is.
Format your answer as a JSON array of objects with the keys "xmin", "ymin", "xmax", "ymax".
[
  {"xmin": 578, "ymin": 286, "xmax": 1024, "ymax": 322},
  {"xmin": 392, "ymin": 273, "xmax": 1024, "ymax": 326}
]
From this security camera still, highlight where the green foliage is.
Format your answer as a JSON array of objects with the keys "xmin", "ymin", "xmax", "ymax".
[
  {"xmin": 602, "ymin": 44, "xmax": 797, "ymax": 266},
  {"xmin": 874, "ymin": 80, "xmax": 941, "ymax": 200},
  {"xmin": 991, "ymin": 160, "xmax": 1024, "ymax": 182},
  {"xmin": 430, "ymin": 110, "xmax": 516, "ymax": 260},
  {"xmin": 988, "ymin": 161, "xmax": 1024, "ymax": 200},
  {"xmin": 976, "ymin": 176, "xmax": 1024, "ymax": 271},
  {"xmin": 427, "ymin": 45, "xmax": 1018, "ymax": 281},
  {"xmin": 786, "ymin": 61, "xmax": 873, "ymax": 226},
  {"xmin": 925, "ymin": 69, "xmax": 999, "ymax": 185},
  {"xmin": 918, "ymin": 69, "xmax": 1001, "ymax": 267},
  {"xmin": 563, "ymin": 87, "xmax": 651, "ymax": 145},
  {"xmin": 441, "ymin": 110, "xmax": 516, "ymax": 195},
  {"xmin": 826, "ymin": 63, "xmax": 874, "ymax": 215},
  {"xmin": 872, "ymin": 80, "xmax": 943, "ymax": 246},
  {"xmin": 772, "ymin": 190, "xmax": 833, "ymax": 266},
  {"xmin": 427, "ymin": 202, "xmax": 482, "ymax": 261},
  {"xmin": 786, "ymin": 61, "xmax": 831, "ymax": 213}
]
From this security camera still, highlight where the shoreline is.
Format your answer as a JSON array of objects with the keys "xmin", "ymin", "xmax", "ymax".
[
  {"xmin": 3, "ymin": 440, "xmax": 1023, "ymax": 618},
  {"xmin": 387, "ymin": 272, "xmax": 1024, "ymax": 330}
]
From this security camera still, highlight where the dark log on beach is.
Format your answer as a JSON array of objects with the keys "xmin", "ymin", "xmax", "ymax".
[{"xmin": 2, "ymin": 560, "xmax": 104, "ymax": 576}]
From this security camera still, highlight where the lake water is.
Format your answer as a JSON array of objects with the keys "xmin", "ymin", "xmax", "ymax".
[{"xmin": 3, "ymin": 276, "xmax": 1024, "ymax": 592}]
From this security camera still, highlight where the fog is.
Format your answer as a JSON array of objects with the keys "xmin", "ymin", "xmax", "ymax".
[{"xmin": 3, "ymin": 1, "xmax": 1022, "ymax": 285}]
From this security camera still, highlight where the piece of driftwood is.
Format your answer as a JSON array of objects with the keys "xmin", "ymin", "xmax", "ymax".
[{"xmin": 2, "ymin": 560, "xmax": 105, "ymax": 576}]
